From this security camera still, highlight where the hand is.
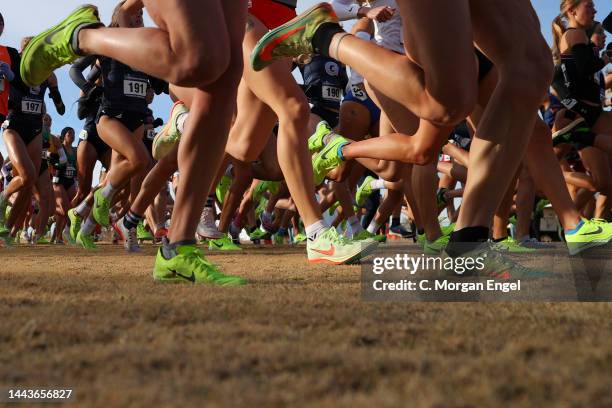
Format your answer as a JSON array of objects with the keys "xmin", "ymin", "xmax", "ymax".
[
  {"xmin": 364, "ymin": 6, "xmax": 395, "ymax": 23},
  {"xmin": 0, "ymin": 61, "xmax": 14, "ymax": 82}
]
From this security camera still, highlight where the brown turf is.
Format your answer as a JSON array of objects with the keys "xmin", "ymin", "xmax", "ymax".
[{"xmin": 1, "ymin": 243, "xmax": 612, "ymax": 407}]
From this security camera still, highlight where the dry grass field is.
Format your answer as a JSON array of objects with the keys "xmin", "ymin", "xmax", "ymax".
[{"xmin": 1, "ymin": 243, "xmax": 612, "ymax": 407}]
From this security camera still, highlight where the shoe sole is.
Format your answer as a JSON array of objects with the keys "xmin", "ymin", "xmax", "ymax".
[
  {"xmin": 551, "ymin": 117, "xmax": 587, "ymax": 140},
  {"xmin": 308, "ymin": 240, "xmax": 379, "ymax": 265},
  {"xmin": 567, "ymin": 237, "xmax": 612, "ymax": 256},
  {"xmin": 152, "ymin": 101, "xmax": 185, "ymax": 160},
  {"xmin": 20, "ymin": 4, "xmax": 99, "ymax": 87},
  {"xmin": 251, "ymin": 3, "xmax": 334, "ymax": 71}
]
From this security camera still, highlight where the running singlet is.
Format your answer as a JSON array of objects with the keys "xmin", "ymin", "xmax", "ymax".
[
  {"xmin": 301, "ymin": 56, "xmax": 348, "ymax": 110},
  {"xmin": 99, "ymin": 57, "xmax": 148, "ymax": 114},
  {"xmin": 58, "ymin": 147, "xmax": 77, "ymax": 180},
  {"xmin": 0, "ymin": 46, "xmax": 17, "ymax": 118},
  {"xmin": 9, "ymin": 79, "xmax": 48, "ymax": 120},
  {"xmin": 552, "ymin": 42, "xmax": 604, "ymax": 106},
  {"xmin": 332, "ymin": 0, "xmax": 404, "ymax": 53},
  {"xmin": 249, "ymin": 0, "xmax": 297, "ymax": 30}
]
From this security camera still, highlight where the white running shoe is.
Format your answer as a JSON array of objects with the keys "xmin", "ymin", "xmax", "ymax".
[
  {"xmin": 197, "ymin": 207, "xmax": 224, "ymax": 240},
  {"xmin": 118, "ymin": 219, "xmax": 141, "ymax": 253}
]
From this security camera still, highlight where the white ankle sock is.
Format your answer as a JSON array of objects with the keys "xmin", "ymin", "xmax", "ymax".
[
  {"xmin": 367, "ymin": 219, "xmax": 381, "ymax": 234},
  {"xmin": 305, "ymin": 219, "xmax": 328, "ymax": 241}
]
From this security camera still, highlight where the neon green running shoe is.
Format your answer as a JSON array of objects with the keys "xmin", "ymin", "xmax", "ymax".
[
  {"xmin": 273, "ymin": 233, "xmax": 285, "ymax": 245},
  {"xmin": 307, "ymin": 227, "xmax": 377, "ymax": 264},
  {"xmin": 0, "ymin": 196, "xmax": 8, "ymax": 226},
  {"xmin": 417, "ymin": 233, "xmax": 426, "ymax": 246},
  {"xmin": 216, "ymin": 175, "xmax": 232, "ymax": 205},
  {"xmin": 1, "ymin": 232, "xmax": 14, "ymax": 247},
  {"xmin": 312, "ymin": 136, "xmax": 349, "ymax": 186},
  {"xmin": 443, "ymin": 242, "xmax": 554, "ymax": 279},
  {"xmin": 355, "ymin": 175, "xmax": 375, "ymax": 207},
  {"xmin": 253, "ymin": 180, "xmax": 281, "ymax": 202},
  {"xmin": 308, "ymin": 121, "xmax": 333, "ymax": 154},
  {"xmin": 424, "ymin": 234, "xmax": 450, "ymax": 255},
  {"xmin": 208, "ymin": 235, "xmax": 242, "ymax": 251},
  {"xmin": 137, "ymin": 222, "xmax": 154, "ymax": 241},
  {"xmin": 152, "ymin": 101, "xmax": 188, "ymax": 160},
  {"xmin": 92, "ymin": 189, "xmax": 110, "ymax": 227},
  {"xmin": 293, "ymin": 232, "xmax": 307, "ymax": 244},
  {"xmin": 251, "ymin": 3, "xmax": 340, "ymax": 71},
  {"xmin": 68, "ymin": 209, "xmax": 82, "ymax": 242},
  {"xmin": 327, "ymin": 201, "xmax": 340, "ymax": 216},
  {"xmin": 353, "ymin": 229, "xmax": 386, "ymax": 243},
  {"xmin": 35, "ymin": 236, "xmax": 50, "ymax": 245},
  {"xmin": 153, "ymin": 245, "xmax": 246, "ymax": 285},
  {"xmin": 249, "ymin": 228, "xmax": 269, "ymax": 241},
  {"xmin": 565, "ymin": 218, "xmax": 612, "ymax": 256},
  {"xmin": 441, "ymin": 223, "xmax": 455, "ymax": 237},
  {"xmin": 492, "ymin": 236, "xmax": 536, "ymax": 253},
  {"xmin": 20, "ymin": 4, "xmax": 101, "ymax": 87},
  {"xmin": 76, "ymin": 231, "xmax": 96, "ymax": 249}
]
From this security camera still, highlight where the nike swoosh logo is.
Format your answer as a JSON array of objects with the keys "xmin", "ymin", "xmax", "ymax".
[
  {"xmin": 171, "ymin": 269, "xmax": 195, "ymax": 282},
  {"xmin": 580, "ymin": 226, "xmax": 603, "ymax": 236},
  {"xmin": 44, "ymin": 24, "xmax": 68, "ymax": 45},
  {"xmin": 212, "ymin": 241, "xmax": 223, "ymax": 248},
  {"xmin": 260, "ymin": 26, "xmax": 305, "ymax": 62},
  {"xmin": 312, "ymin": 245, "xmax": 335, "ymax": 256}
]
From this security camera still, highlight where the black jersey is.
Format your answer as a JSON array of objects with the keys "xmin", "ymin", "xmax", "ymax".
[
  {"xmin": 300, "ymin": 56, "xmax": 348, "ymax": 110},
  {"xmin": 9, "ymin": 79, "xmax": 48, "ymax": 120},
  {"xmin": 99, "ymin": 57, "xmax": 149, "ymax": 114},
  {"xmin": 57, "ymin": 146, "xmax": 77, "ymax": 180},
  {"xmin": 552, "ymin": 42, "xmax": 603, "ymax": 105}
]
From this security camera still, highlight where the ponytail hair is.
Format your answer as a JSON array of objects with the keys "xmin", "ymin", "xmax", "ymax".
[{"xmin": 552, "ymin": 14, "xmax": 567, "ymax": 64}]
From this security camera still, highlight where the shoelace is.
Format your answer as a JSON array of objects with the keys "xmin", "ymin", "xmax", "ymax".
[{"xmin": 127, "ymin": 228, "xmax": 138, "ymax": 248}]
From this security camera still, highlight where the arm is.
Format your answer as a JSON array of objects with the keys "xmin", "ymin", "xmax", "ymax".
[
  {"xmin": 69, "ymin": 55, "xmax": 100, "ymax": 92},
  {"xmin": 47, "ymin": 73, "xmax": 65, "ymax": 115},
  {"xmin": 564, "ymin": 29, "xmax": 605, "ymax": 78}
]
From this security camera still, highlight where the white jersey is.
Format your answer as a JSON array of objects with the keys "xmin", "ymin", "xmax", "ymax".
[{"xmin": 331, "ymin": 0, "xmax": 404, "ymax": 54}]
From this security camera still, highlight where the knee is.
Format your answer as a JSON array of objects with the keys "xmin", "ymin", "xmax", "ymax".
[
  {"xmin": 409, "ymin": 141, "xmax": 439, "ymax": 166},
  {"xmin": 20, "ymin": 171, "xmax": 37, "ymax": 189},
  {"xmin": 279, "ymin": 95, "xmax": 310, "ymax": 126},
  {"xmin": 230, "ymin": 144, "xmax": 260, "ymax": 163},
  {"xmin": 171, "ymin": 47, "xmax": 231, "ymax": 87},
  {"xmin": 419, "ymin": 85, "xmax": 477, "ymax": 126},
  {"xmin": 377, "ymin": 164, "xmax": 404, "ymax": 182}
]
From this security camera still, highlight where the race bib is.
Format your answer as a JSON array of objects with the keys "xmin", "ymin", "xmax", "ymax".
[
  {"xmin": 22, "ymin": 99, "xmax": 43, "ymax": 114},
  {"xmin": 322, "ymin": 85, "xmax": 342, "ymax": 102},
  {"xmin": 64, "ymin": 165, "xmax": 76, "ymax": 178},
  {"xmin": 123, "ymin": 79, "xmax": 147, "ymax": 98},
  {"xmin": 79, "ymin": 129, "xmax": 88, "ymax": 141},
  {"xmin": 351, "ymin": 85, "xmax": 368, "ymax": 102}
]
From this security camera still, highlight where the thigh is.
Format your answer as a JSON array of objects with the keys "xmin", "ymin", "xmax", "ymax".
[
  {"xmin": 469, "ymin": 0, "xmax": 550, "ymax": 76},
  {"xmin": 143, "ymin": 0, "xmax": 230, "ymax": 56},
  {"xmin": 226, "ymin": 79, "xmax": 278, "ymax": 162},
  {"xmin": 3, "ymin": 130, "xmax": 38, "ymax": 179},
  {"xmin": 398, "ymin": 0, "xmax": 476, "ymax": 91},
  {"xmin": 366, "ymin": 83, "xmax": 419, "ymax": 135},
  {"xmin": 97, "ymin": 117, "xmax": 144, "ymax": 160},
  {"xmin": 579, "ymin": 148, "xmax": 612, "ymax": 189},
  {"xmin": 242, "ymin": 16, "xmax": 308, "ymax": 114},
  {"xmin": 338, "ymin": 101, "xmax": 371, "ymax": 140},
  {"xmin": 591, "ymin": 111, "xmax": 612, "ymax": 136}
]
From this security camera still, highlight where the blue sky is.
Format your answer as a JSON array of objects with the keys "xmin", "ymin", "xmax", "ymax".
[{"xmin": 0, "ymin": 0, "xmax": 606, "ymax": 161}]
